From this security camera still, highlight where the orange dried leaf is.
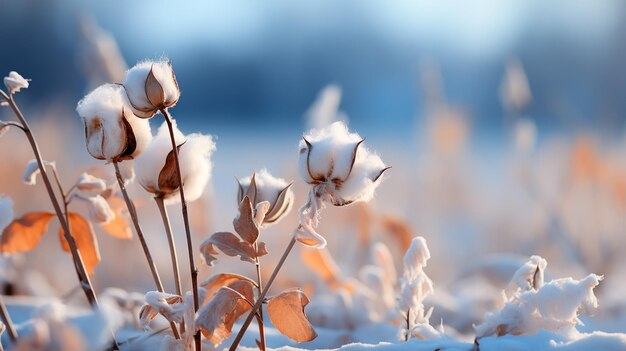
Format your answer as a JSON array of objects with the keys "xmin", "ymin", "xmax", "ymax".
[
  {"xmin": 380, "ymin": 216, "xmax": 413, "ymax": 252},
  {"xmin": 0, "ymin": 212, "xmax": 54, "ymax": 253},
  {"xmin": 200, "ymin": 273, "xmax": 258, "ymax": 304},
  {"xmin": 100, "ymin": 196, "xmax": 132, "ymax": 240},
  {"xmin": 202, "ymin": 232, "xmax": 257, "ymax": 264},
  {"xmin": 301, "ymin": 248, "xmax": 341, "ymax": 289},
  {"xmin": 59, "ymin": 212, "xmax": 101, "ymax": 276},
  {"xmin": 267, "ymin": 289, "xmax": 317, "ymax": 342},
  {"xmin": 197, "ymin": 281, "xmax": 255, "ymax": 346}
]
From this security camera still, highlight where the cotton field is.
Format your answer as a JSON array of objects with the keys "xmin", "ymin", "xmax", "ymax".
[{"xmin": 1, "ymin": 1, "xmax": 626, "ymax": 351}]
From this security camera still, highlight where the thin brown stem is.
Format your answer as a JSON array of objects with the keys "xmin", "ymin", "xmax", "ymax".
[
  {"xmin": 254, "ymin": 242, "xmax": 266, "ymax": 351},
  {"xmin": 154, "ymin": 196, "xmax": 183, "ymax": 296},
  {"xmin": 0, "ymin": 295, "xmax": 17, "ymax": 342},
  {"xmin": 160, "ymin": 108, "xmax": 201, "ymax": 351},
  {"xmin": 229, "ymin": 236, "xmax": 297, "ymax": 351},
  {"xmin": 112, "ymin": 162, "xmax": 180, "ymax": 340},
  {"xmin": 405, "ymin": 308, "xmax": 410, "ymax": 342},
  {"xmin": 3, "ymin": 93, "xmax": 98, "ymax": 307}
]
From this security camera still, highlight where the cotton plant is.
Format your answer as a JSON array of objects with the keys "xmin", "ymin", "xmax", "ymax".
[
  {"xmin": 122, "ymin": 60, "xmax": 207, "ymax": 350},
  {"xmin": 1, "ymin": 71, "xmax": 102, "ymax": 314},
  {"xmin": 397, "ymin": 237, "xmax": 444, "ymax": 342},
  {"xmin": 475, "ymin": 255, "xmax": 603, "ymax": 340},
  {"xmin": 135, "ymin": 120, "xmax": 215, "ymax": 297},
  {"xmin": 216, "ymin": 121, "xmax": 389, "ymax": 351},
  {"xmin": 197, "ymin": 170, "xmax": 298, "ymax": 349}
]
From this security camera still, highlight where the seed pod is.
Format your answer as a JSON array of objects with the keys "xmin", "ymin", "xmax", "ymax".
[
  {"xmin": 123, "ymin": 60, "xmax": 180, "ymax": 118},
  {"xmin": 237, "ymin": 170, "xmax": 294, "ymax": 225},
  {"xmin": 77, "ymin": 84, "xmax": 152, "ymax": 162}
]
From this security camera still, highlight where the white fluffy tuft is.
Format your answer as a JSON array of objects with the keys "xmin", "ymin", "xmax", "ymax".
[
  {"xmin": 124, "ymin": 60, "xmax": 180, "ymax": 117},
  {"xmin": 136, "ymin": 120, "xmax": 215, "ymax": 204},
  {"xmin": 76, "ymin": 83, "xmax": 151, "ymax": 161}
]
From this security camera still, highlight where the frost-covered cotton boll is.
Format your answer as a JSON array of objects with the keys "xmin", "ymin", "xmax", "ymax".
[
  {"xmin": 84, "ymin": 195, "xmax": 115, "ymax": 224},
  {"xmin": 3, "ymin": 71, "xmax": 30, "ymax": 94},
  {"xmin": 136, "ymin": 121, "xmax": 215, "ymax": 204},
  {"xmin": 123, "ymin": 60, "xmax": 180, "ymax": 118},
  {"xmin": 298, "ymin": 121, "xmax": 389, "ymax": 206},
  {"xmin": 71, "ymin": 173, "xmax": 107, "ymax": 199},
  {"xmin": 237, "ymin": 169, "xmax": 294, "ymax": 225},
  {"xmin": 77, "ymin": 84, "xmax": 152, "ymax": 162}
]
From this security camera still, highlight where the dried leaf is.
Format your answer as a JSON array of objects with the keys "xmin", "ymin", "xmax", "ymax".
[
  {"xmin": 301, "ymin": 248, "xmax": 341, "ymax": 289},
  {"xmin": 294, "ymin": 224, "xmax": 326, "ymax": 248},
  {"xmin": 0, "ymin": 212, "xmax": 54, "ymax": 253},
  {"xmin": 59, "ymin": 212, "xmax": 101, "ymax": 276},
  {"xmin": 233, "ymin": 196, "xmax": 259, "ymax": 244},
  {"xmin": 267, "ymin": 289, "xmax": 317, "ymax": 342},
  {"xmin": 100, "ymin": 196, "xmax": 132, "ymax": 240},
  {"xmin": 196, "ymin": 281, "xmax": 255, "ymax": 346},
  {"xmin": 157, "ymin": 142, "xmax": 185, "ymax": 195},
  {"xmin": 201, "ymin": 232, "xmax": 257, "ymax": 264},
  {"xmin": 199, "ymin": 239, "xmax": 220, "ymax": 267},
  {"xmin": 380, "ymin": 216, "xmax": 413, "ymax": 252},
  {"xmin": 200, "ymin": 273, "xmax": 258, "ymax": 304}
]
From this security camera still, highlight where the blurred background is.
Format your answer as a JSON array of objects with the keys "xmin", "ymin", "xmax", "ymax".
[{"xmin": 1, "ymin": 0, "xmax": 626, "ymax": 345}]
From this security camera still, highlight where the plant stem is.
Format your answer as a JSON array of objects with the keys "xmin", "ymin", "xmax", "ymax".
[
  {"xmin": 160, "ymin": 108, "xmax": 201, "ymax": 351},
  {"xmin": 254, "ymin": 242, "xmax": 266, "ymax": 351},
  {"xmin": 112, "ymin": 162, "xmax": 180, "ymax": 339},
  {"xmin": 0, "ymin": 295, "xmax": 17, "ymax": 342},
  {"xmin": 405, "ymin": 308, "xmax": 410, "ymax": 342},
  {"xmin": 2, "ymin": 92, "xmax": 98, "ymax": 307},
  {"xmin": 154, "ymin": 197, "xmax": 183, "ymax": 296},
  {"xmin": 229, "ymin": 236, "xmax": 297, "ymax": 351}
]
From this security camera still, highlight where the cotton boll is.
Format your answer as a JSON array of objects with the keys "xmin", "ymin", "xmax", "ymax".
[
  {"xmin": 77, "ymin": 84, "xmax": 152, "ymax": 162},
  {"xmin": 299, "ymin": 122, "xmax": 388, "ymax": 207},
  {"xmin": 176, "ymin": 133, "xmax": 215, "ymax": 203},
  {"xmin": 0, "ymin": 196, "xmax": 14, "ymax": 232},
  {"xmin": 72, "ymin": 173, "xmax": 107, "ymax": 199},
  {"xmin": 237, "ymin": 169, "xmax": 294, "ymax": 225},
  {"xmin": 3, "ymin": 71, "xmax": 30, "ymax": 94},
  {"xmin": 124, "ymin": 60, "xmax": 180, "ymax": 118},
  {"xmin": 83, "ymin": 195, "xmax": 115, "ymax": 224},
  {"xmin": 136, "ymin": 121, "xmax": 215, "ymax": 203}
]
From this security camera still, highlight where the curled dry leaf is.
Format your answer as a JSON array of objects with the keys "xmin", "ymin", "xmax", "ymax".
[
  {"xmin": 100, "ymin": 195, "xmax": 132, "ymax": 240},
  {"xmin": 199, "ymin": 231, "xmax": 257, "ymax": 266},
  {"xmin": 0, "ymin": 212, "xmax": 54, "ymax": 253},
  {"xmin": 380, "ymin": 215, "xmax": 413, "ymax": 252},
  {"xmin": 200, "ymin": 273, "xmax": 258, "ymax": 304},
  {"xmin": 267, "ymin": 289, "xmax": 317, "ymax": 342},
  {"xmin": 233, "ymin": 196, "xmax": 259, "ymax": 244},
  {"xmin": 196, "ymin": 280, "xmax": 255, "ymax": 346},
  {"xmin": 59, "ymin": 212, "xmax": 101, "ymax": 275},
  {"xmin": 301, "ymin": 247, "xmax": 341, "ymax": 289},
  {"xmin": 140, "ymin": 292, "xmax": 185, "ymax": 327}
]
